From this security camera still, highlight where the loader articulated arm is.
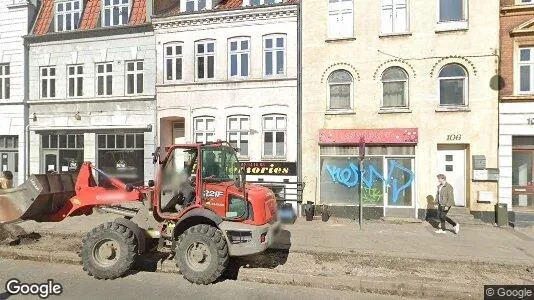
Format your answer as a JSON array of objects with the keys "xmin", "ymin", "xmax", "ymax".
[{"xmin": 0, "ymin": 162, "xmax": 146, "ymax": 224}]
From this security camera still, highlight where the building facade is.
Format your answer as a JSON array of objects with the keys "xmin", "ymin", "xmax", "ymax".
[
  {"xmin": 302, "ymin": 0, "xmax": 500, "ymax": 219},
  {"xmin": 153, "ymin": 0, "xmax": 299, "ymax": 208},
  {"xmin": 0, "ymin": 0, "xmax": 36, "ymax": 186},
  {"xmin": 499, "ymin": 0, "xmax": 534, "ymax": 226},
  {"xmin": 25, "ymin": 0, "xmax": 156, "ymax": 186}
]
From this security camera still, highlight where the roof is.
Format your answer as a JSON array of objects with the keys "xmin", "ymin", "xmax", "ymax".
[
  {"xmin": 154, "ymin": 0, "xmax": 299, "ymax": 18},
  {"xmin": 32, "ymin": 0, "xmax": 148, "ymax": 36}
]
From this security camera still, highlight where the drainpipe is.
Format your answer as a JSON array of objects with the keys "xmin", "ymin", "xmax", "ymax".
[
  {"xmin": 23, "ymin": 38, "xmax": 30, "ymax": 179},
  {"xmin": 296, "ymin": 2, "xmax": 302, "ymax": 204}
]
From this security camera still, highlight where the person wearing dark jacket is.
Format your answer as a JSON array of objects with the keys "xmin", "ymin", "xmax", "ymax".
[{"xmin": 435, "ymin": 174, "xmax": 459, "ymax": 234}]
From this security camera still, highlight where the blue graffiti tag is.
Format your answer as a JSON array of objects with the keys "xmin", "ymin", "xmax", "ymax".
[{"xmin": 325, "ymin": 160, "xmax": 415, "ymax": 204}]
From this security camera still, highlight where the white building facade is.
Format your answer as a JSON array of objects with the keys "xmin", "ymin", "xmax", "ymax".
[
  {"xmin": 153, "ymin": 1, "xmax": 299, "ymax": 205},
  {"xmin": 25, "ymin": 0, "xmax": 156, "ymax": 186},
  {"xmin": 0, "ymin": 0, "xmax": 36, "ymax": 186}
]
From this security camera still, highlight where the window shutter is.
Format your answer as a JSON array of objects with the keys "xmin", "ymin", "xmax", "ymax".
[
  {"xmin": 381, "ymin": 0, "xmax": 393, "ymax": 34},
  {"xmin": 393, "ymin": 0, "xmax": 407, "ymax": 33}
]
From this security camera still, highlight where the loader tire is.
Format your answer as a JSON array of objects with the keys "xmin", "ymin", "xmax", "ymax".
[
  {"xmin": 81, "ymin": 222, "xmax": 138, "ymax": 280},
  {"xmin": 175, "ymin": 224, "xmax": 229, "ymax": 285}
]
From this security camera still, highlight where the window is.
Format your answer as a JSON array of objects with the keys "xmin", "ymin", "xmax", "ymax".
[
  {"xmin": 126, "ymin": 61, "xmax": 143, "ymax": 95},
  {"xmin": 165, "ymin": 43, "xmax": 183, "ymax": 82},
  {"xmin": 328, "ymin": 0, "xmax": 353, "ymax": 39},
  {"xmin": 381, "ymin": 67, "xmax": 408, "ymax": 107},
  {"xmin": 520, "ymin": 0, "xmax": 533, "ymax": 4},
  {"xmin": 381, "ymin": 0, "xmax": 408, "ymax": 34},
  {"xmin": 196, "ymin": 41, "xmax": 215, "ymax": 80},
  {"xmin": 96, "ymin": 63, "xmax": 113, "ymax": 96},
  {"xmin": 229, "ymin": 38, "xmax": 250, "ymax": 78},
  {"xmin": 246, "ymin": 0, "xmax": 282, "ymax": 5},
  {"xmin": 67, "ymin": 65, "xmax": 83, "ymax": 97},
  {"xmin": 41, "ymin": 134, "xmax": 84, "ymax": 173},
  {"xmin": 264, "ymin": 35, "xmax": 286, "ymax": 76},
  {"xmin": 439, "ymin": 0, "xmax": 465, "ymax": 22},
  {"xmin": 194, "ymin": 117, "xmax": 216, "ymax": 143},
  {"xmin": 40, "ymin": 67, "xmax": 56, "ymax": 99},
  {"xmin": 185, "ymin": 0, "xmax": 207, "ymax": 12},
  {"xmin": 327, "ymin": 70, "xmax": 352, "ymax": 110},
  {"xmin": 519, "ymin": 48, "xmax": 534, "ymax": 93},
  {"xmin": 227, "ymin": 116, "xmax": 249, "ymax": 157},
  {"xmin": 262, "ymin": 114, "xmax": 286, "ymax": 158},
  {"xmin": 438, "ymin": 63, "xmax": 467, "ymax": 106},
  {"xmin": 103, "ymin": 0, "xmax": 130, "ymax": 27},
  {"xmin": 55, "ymin": 0, "xmax": 81, "ymax": 31},
  {"xmin": 0, "ymin": 64, "xmax": 9, "ymax": 100},
  {"xmin": 97, "ymin": 133, "xmax": 144, "ymax": 185}
]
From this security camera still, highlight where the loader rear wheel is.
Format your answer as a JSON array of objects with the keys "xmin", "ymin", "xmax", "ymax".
[
  {"xmin": 175, "ymin": 224, "xmax": 229, "ymax": 285},
  {"xmin": 81, "ymin": 222, "xmax": 138, "ymax": 280}
]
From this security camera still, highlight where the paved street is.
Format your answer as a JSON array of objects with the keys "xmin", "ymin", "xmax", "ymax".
[{"xmin": 0, "ymin": 259, "xmax": 406, "ymax": 300}]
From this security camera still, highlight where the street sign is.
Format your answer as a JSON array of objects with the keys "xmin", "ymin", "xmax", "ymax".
[{"xmin": 358, "ymin": 137, "xmax": 365, "ymax": 230}]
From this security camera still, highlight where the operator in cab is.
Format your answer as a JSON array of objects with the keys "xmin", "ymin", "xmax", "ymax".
[{"xmin": 202, "ymin": 151, "xmax": 220, "ymax": 179}]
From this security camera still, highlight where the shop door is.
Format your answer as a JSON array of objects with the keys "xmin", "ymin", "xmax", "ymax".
[
  {"xmin": 173, "ymin": 121, "xmax": 185, "ymax": 144},
  {"xmin": 512, "ymin": 150, "xmax": 534, "ymax": 211},
  {"xmin": 437, "ymin": 149, "xmax": 466, "ymax": 206},
  {"xmin": 43, "ymin": 150, "xmax": 58, "ymax": 173},
  {"xmin": 1, "ymin": 152, "xmax": 18, "ymax": 186},
  {"xmin": 385, "ymin": 158, "xmax": 415, "ymax": 207}
]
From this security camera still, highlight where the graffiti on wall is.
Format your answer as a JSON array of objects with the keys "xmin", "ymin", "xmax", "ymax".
[{"xmin": 325, "ymin": 160, "xmax": 415, "ymax": 204}]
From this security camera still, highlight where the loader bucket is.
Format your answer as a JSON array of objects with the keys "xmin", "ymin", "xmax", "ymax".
[{"xmin": 0, "ymin": 173, "xmax": 76, "ymax": 224}]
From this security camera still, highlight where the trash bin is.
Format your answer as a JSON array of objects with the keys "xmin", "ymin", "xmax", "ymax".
[
  {"xmin": 495, "ymin": 203, "xmax": 508, "ymax": 227},
  {"xmin": 304, "ymin": 201, "xmax": 314, "ymax": 221}
]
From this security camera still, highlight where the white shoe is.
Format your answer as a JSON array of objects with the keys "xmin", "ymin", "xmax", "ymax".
[
  {"xmin": 434, "ymin": 229, "xmax": 446, "ymax": 234},
  {"xmin": 454, "ymin": 223, "xmax": 459, "ymax": 234}
]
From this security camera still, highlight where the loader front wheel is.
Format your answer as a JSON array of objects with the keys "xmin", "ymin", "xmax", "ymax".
[
  {"xmin": 175, "ymin": 224, "xmax": 229, "ymax": 284},
  {"xmin": 81, "ymin": 222, "xmax": 138, "ymax": 280}
]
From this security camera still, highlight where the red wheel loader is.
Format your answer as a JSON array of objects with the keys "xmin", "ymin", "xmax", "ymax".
[{"xmin": 0, "ymin": 141, "xmax": 280, "ymax": 284}]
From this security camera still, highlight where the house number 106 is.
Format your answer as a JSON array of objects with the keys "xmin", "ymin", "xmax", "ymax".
[
  {"xmin": 529, "ymin": 117, "xmax": 534, "ymax": 125},
  {"xmin": 447, "ymin": 134, "xmax": 462, "ymax": 141}
]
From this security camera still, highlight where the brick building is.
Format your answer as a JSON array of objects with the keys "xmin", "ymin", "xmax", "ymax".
[{"xmin": 499, "ymin": 0, "xmax": 534, "ymax": 226}]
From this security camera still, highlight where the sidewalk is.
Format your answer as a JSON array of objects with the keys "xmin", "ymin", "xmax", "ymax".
[{"xmin": 12, "ymin": 212, "xmax": 534, "ymax": 266}]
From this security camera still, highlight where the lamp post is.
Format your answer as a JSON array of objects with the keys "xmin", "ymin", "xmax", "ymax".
[{"xmin": 358, "ymin": 136, "xmax": 365, "ymax": 230}]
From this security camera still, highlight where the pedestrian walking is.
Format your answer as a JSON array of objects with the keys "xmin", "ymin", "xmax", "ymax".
[
  {"xmin": 435, "ymin": 174, "xmax": 459, "ymax": 234},
  {"xmin": 0, "ymin": 170, "xmax": 14, "ymax": 189}
]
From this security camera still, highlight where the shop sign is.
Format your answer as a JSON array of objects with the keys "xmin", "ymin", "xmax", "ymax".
[
  {"xmin": 473, "ymin": 168, "xmax": 499, "ymax": 182},
  {"xmin": 472, "ymin": 155, "xmax": 486, "ymax": 170},
  {"xmin": 241, "ymin": 162, "xmax": 296, "ymax": 176}
]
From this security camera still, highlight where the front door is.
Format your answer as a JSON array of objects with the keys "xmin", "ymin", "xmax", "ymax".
[
  {"xmin": 173, "ymin": 121, "xmax": 185, "ymax": 144},
  {"xmin": 43, "ymin": 150, "xmax": 58, "ymax": 173},
  {"xmin": 512, "ymin": 150, "xmax": 534, "ymax": 211},
  {"xmin": 437, "ymin": 149, "xmax": 466, "ymax": 206}
]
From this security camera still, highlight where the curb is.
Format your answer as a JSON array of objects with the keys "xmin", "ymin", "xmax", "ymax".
[{"xmin": 0, "ymin": 247, "xmax": 478, "ymax": 299}]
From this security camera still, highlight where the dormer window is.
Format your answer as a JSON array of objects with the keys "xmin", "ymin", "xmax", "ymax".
[
  {"xmin": 103, "ymin": 0, "xmax": 130, "ymax": 27},
  {"xmin": 245, "ymin": 0, "xmax": 282, "ymax": 6},
  {"xmin": 187, "ymin": 0, "xmax": 205, "ymax": 11},
  {"xmin": 55, "ymin": 0, "xmax": 81, "ymax": 32}
]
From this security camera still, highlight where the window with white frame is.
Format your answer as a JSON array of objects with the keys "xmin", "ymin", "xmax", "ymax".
[
  {"xmin": 264, "ymin": 35, "xmax": 286, "ymax": 76},
  {"xmin": 438, "ymin": 0, "xmax": 466, "ymax": 22},
  {"xmin": 67, "ymin": 65, "xmax": 83, "ymax": 97},
  {"xmin": 103, "ymin": 0, "xmax": 130, "ymax": 27},
  {"xmin": 328, "ymin": 0, "xmax": 353, "ymax": 39},
  {"xmin": 194, "ymin": 117, "xmax": 216, "ymax": 144},
  {"xmin": 262, "ymin": 115, "xmax": 286, "ymax": 158},
  {"xmin": 438, "ymin": 63, "xmax": 468, "ymax": 106},
  {"xmin": 126, "ymin": 61, "xmax": 143, "ymax": 95},
  {"xmin": 327, "ymin": 70, "xmax": 353, "ymax": 110},
  {"xmin": 0, "ymin": 64, "xmax": 9, "ymax": 100},
  {"xmin": 227, "ymin": 116, "xmax": 249, "ymax": 157},
  {"xmin": 185, "ymin": 0, "xmax": 207, "ymax": 12},
  {"xmin": 381, "ymin": 67, "xmax": 408, "ymax": 107},
  {"xmin": 196, "ymin": 41, "xmax": 215, "ymax": 80},
  {"xmin": 381, "ymin": 0, "xmax": 408, "ymax": 34},
  {"xmin": 55, "ymin": 0, "xmax": 82, "ymax": 31},
  {"xmin": 519, "ymin": 48, "xmax": 534, "ymax": 93},
  {"xmin": 229, "ymin": 38, "xmax": 250, "ymax": 78},
  {"xmin": 165, "ymin": 43, "xmax": 183, "ymax": 82},
  {"xmin": 96, "ymin": 63, "xmax": 113, "ymax": 96},
  {"xmin": 40, "ymin": 67, "xmax": 56, "ymax": 99},
  {"xmin": 246, "ymin": 0, "xmax": 282, "ymax": 5}
]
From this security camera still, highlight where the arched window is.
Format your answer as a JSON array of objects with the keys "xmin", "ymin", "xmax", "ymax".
[
  {"xmin": 328, "ymin": 70, "xmax": 353, "ymax": 110},
  {"xmin": 439, "ymin": 63, "xmax": 467, "ymax": 106},
  {"xmin": 381, "ymin": 67, "xmax": 408, "ymax": 108}
]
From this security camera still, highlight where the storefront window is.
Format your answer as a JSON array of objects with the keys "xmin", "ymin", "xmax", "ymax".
[
  {"xmin": 41, "ymin": 134, "xmax": 84, "ymax": 173},
  {"xmin": 319, "ymin": 146, "xmax": 415, "ymax": 207},
  {"xmin": 97, "ymin": 133, "xmax": 144, "ymax": 186}
]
